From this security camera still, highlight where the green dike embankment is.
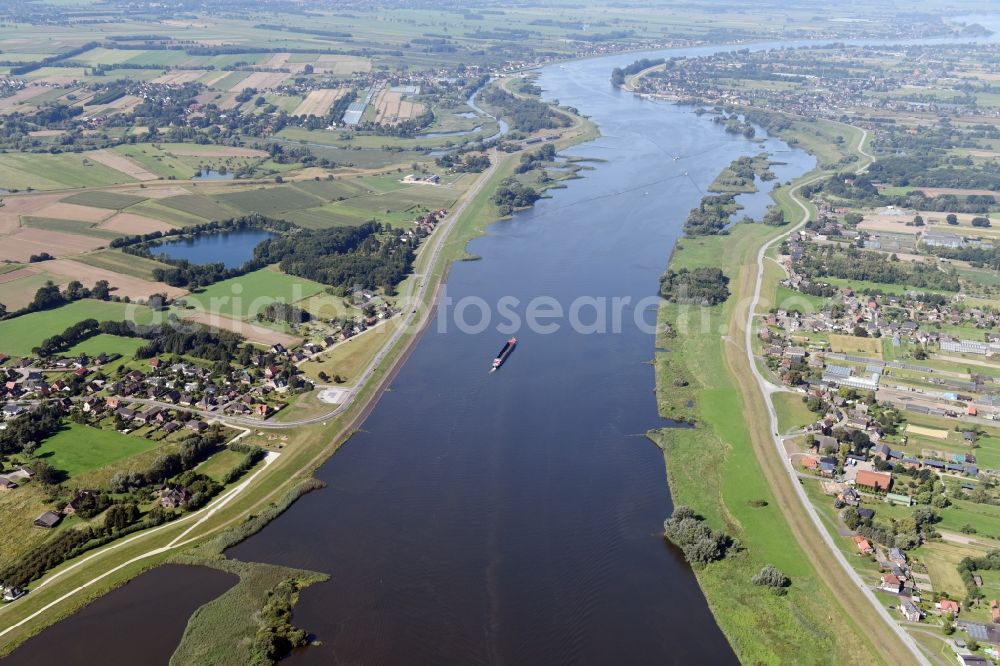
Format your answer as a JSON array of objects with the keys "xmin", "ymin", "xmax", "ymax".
[
  {"xmin": 650, "ymin": 118, "xmax": 908, "ymax": 663},
  {"xmin": 651, "ymin": 225, "xmax": 887, "ymax": 665},
  {"xmin": 0, "ymin": 104, "xmax": 599, "ymax": 663}
]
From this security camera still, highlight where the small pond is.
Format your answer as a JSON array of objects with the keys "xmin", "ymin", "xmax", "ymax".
[{"xmin": 193, "ymin": 169, "xmax": 236, "ymax": 181}]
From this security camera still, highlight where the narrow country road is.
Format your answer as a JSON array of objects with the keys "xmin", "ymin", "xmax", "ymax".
[{"xmin": 741, "ymin": 127, "xmax": 931, "ymax": 665}]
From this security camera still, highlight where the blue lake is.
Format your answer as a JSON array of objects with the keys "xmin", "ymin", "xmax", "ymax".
[{"xmin": 151, "ymin": 229, "xmax": 274, "ymax": 268}]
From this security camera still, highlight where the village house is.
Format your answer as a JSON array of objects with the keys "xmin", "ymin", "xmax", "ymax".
[
  {"xmin": 852, "ymin": 535, "xmax": 873, "ymax": 555},
  {"xmin": 898, "ymin": 599, "xmax": 922, "ymax": 622},
  {"xmin": 159, "ymin": 486, "xmax": 190, "ymax": 509},
  {"xmin": 2, "ymin": 586, "xmax": 26, "ymax": 602},
  {"xmin": 33, "ymin": 511, "xmax": 62, "ymax": 529},
  {"xmin": 879, "ymin": 574, "xmax": 902, "ymax": 593},
  {"xmin": 935, "ymin": 598, "xmax": 960, "ymax": 616},
  {"xmin": 854, "ymin": 470, "xmax": 892, "ymax": 493}
]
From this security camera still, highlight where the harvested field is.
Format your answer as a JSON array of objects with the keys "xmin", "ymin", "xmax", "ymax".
[
  {"xmin": 28, "ymin": 130, "xmax": 65, "ymax": 137},
  {"xmin": 0, "ymin": 228, "xmax": 107, "ymax": 262},
  {"xmin": 118, "ymin": 186, "xmax": 189, "ymax": 199},
  {"xmin": 372, "ymin": 88, "xmax": 424, "ymax": 124},
  {"xmin": 828, "ymin": 333, "xmax": 882, "ymax": 355},
  {"xmin": 151, "ymin": 71, "xmax": 206, "ymax": 85},
  {"xmin": 906, "ymin": 424, "xmax": 950, "ymax": 440},
  {"xmin": 0, "ymin": 269, "xmax": 64, "ymax": 310},
  {"xmin": 0, "ymin": 266, "xmax": 38, "ymax": 284},
  {"xmin": 33, "ymin": 202, "xmax": 114, "ymax": 223},
  {"xmin": 315, "ymin": 54, "xmax": 371, "ymax": 75},
  {"xmin": 215, "ymin": 93, "xmax": 241, "ymax": 110},
  {"xmin": 21, "ymin": 216, "xmax": 121, "ymax": 240},
  {"xmin": 75, "ymin": 249, "xmax": 172, "ymax": 281},
  {"xmin": 0, "ymin": 85, "xmax": 52, "ymax": 113},
  {"xmin": 292, "ymin": 89, "xmax": 344, "ymax": 117},
  {"xmin": 230, "ymin": 71, "xmax": 289, "ymax": 93},
  {"xmin": 85, "ymin": 95, "xmax": 142, "ymax": 115},
  {"xmin": 261, "ymin": 53, "xmax": 290, "ymax": 68},
  {"xmin": 98, "ymin": 212, "xmax": 177, "ymax": 235},
  {"xmin": 62, "ymin": 191, "xmax": 147, "ymax": 210},
  {"xmin": 182, "ymin": 311, "xmax": 298, "ymax": 347},
  {"xmin": 42, "ymin": 258, "xmax": 188, "ymax": 300},
  {"xmin": 86, "ymin": 149, "xmax": 158, "ymax": 181},
  {"xmin": 165, "ymin": 145, "xmax": 267, "ymax": 158},
  {"xmin": 917, "ymin": 187, "xmax": 999, "ymax": 197},
  {"xmin": 857, "ymin": 215, "xmax": 923, "ymax": 234},
  {"xmin": 0, "ymin": 193, "xmax": 64, "ymax": 234}
]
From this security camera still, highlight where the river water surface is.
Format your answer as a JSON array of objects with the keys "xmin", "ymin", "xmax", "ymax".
[
  {"xmin": 222, "ymin": 52, "xmax": 817, "ymax": 665},
  {"xmin": 5, "ymin": 42, "xmax": 858, "ymax": 666}
]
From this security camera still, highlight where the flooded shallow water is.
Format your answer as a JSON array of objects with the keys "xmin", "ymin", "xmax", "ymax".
[{"xmin": 3, "ymin": 565, "xmax": 236, "ymax": 666}]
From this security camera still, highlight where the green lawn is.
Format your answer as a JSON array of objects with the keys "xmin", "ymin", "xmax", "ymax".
[
  {"xmin": 35, "ymin": 423, "xmax": 161, "ymax": 478},
  {"xmin": 180, "ymin": 267, "xmax": 326, "ymax": 320},
  {"xmin": 0, "ymin": 300, "xmax": 156, "ymax": 356},
  {"xmin": 66, "ymin": 334, "xmax": 145, "ymax": 358},
  {"xmin": 772, "ymin": 392, "xmax": 816, "ymax": 433},
  {"xmin": 937, "ymin": 499, "xmax": 1000, "ymax": 539},
  {"xmin": 194, "ymin": 448, "xmax": 246, "ymax": 482}
]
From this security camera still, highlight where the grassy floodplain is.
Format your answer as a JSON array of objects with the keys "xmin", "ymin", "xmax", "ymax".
[
  {"xmin": 651, "ymin": 224, "xmax": 887, "ymax": 665},
  {"xmin": 648, "ymin": 108, "xmax": 923, "ymax": 661}
]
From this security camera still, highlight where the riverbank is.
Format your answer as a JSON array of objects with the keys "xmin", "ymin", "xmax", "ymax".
[{"xmin": 648, "ymin": 113, "xmax": 921, "ymax": 663}]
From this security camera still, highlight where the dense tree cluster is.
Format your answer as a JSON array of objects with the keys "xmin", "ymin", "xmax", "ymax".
[
  {"xmin": 435, "ymin": 152, "xmax": 490, "ymax": 173},
  {"xmin": 251, "ymin": 580, "xmax": 312, "ymax": 662},
  {"xmin": 663, "ymin": 506, "xmax": 732, "ymax": 565},
  {"xmin": 256, "ymin": 302, "xmax": 311, "ymax": 325},
  {"xmin": 515, "ymin": 143, "xmax": 556, "ymax": 173},
  {"xmin": 479, "ymin": 87, "xmax": 570, "ymax": 133},
  {"xmin": 924, "ymin": 244, "xmax": 1000, "ymax": 271},
  {"xmin": 849, "ymin": 505, "xmax": 938, "ymax": 550},
  {"xmin": 868, "ymin": 155, "xmax": 1000, "ymax": 191},
  {"xmin": 0, "ymin": 404, "xmax": 64, "ymax": 455},
  {"xmin": 109, "ymin": 431, "xmax": 226, "ymax": 493},
  {"xmin": 223, "ymin": 443, "xmax": 266, "ymax": 484},
  {"xmin": 959, "ymin": 550, "xmax": 1000, "ymax": 605},
  {"xmin": 659, "ymin": 267, "xmax": 731, "ymax": 305},
  {"xmin": 610, "ymin": 58, "xmax": 665, "ymax": 87},
  {"xmin": 762, "ymin": 206, "xmax": 786, "ymax": 226},
  {"xmin": 255, "ymin": 221, "xmax": 414, "ymax": 291},
  {"xmin": 683, "ymin": 193, "xmax": 739, "ymax": 235},
  {"xmin": 797, "ymin": 246, "xmax": 960, "ymax": 291},
  {"xmin": 492, "ymin": 177, "xmax": 541, "ymax": 215}
]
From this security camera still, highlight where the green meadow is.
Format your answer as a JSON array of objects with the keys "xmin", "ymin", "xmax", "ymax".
[
  {"xmin": 181, "ymin": 268, "xmax": 326, "ymax": 320},
  {"xmin": 66, "ymin": 333, "xmax": 145, "ymax": 358},
  {"xmin": 35, "ymin": 423, "xmax": 161, "ymax": 478},
  {"xmin": 0, "ymin": 300, "xmax": 156, "ymax": 356}
]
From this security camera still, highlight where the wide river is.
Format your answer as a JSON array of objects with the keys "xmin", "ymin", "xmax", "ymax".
[{"xmin": 19, "ymin": 39, "xmax": 921, "ymax": 666}]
